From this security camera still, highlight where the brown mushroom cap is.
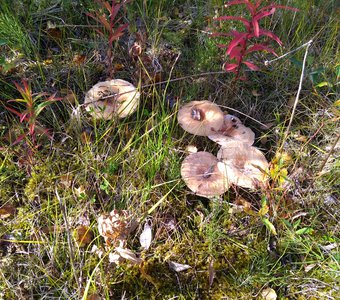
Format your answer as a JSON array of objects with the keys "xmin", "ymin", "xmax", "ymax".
[
  {"xmin": 177, "ymin": 100, "xmax": 224, "ymax": 136},
  {"xmin": 84, "ymin": 79, "xmax": 140, "ymax": 119},
  {"xmin": 181, "ymin": 151, "xmax": 229, "ymax": 197},
  {"xmin": 217, "ymin": 144, "xmax": 269, "ymax": 189}
]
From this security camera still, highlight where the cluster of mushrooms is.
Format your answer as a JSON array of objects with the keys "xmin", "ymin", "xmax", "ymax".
[
  {"xmin": 84, "ymin": 79, "xmax": 140, "ymax": 119},
  {"xmin": 178, "ymin": 100, "xmax": 269, "ymax": 198}
]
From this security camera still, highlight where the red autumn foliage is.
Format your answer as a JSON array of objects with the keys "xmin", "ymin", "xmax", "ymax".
[
  {"xmin": 211, "ymin": 0, "xmax": 298, "ymax": 81},
  {"xmin": 87, "ymin": 0, "xmax": 130, "ymax": 78}
]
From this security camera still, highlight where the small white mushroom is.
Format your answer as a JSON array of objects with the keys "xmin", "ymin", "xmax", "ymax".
[{"xmin": 84, "ymin": 79, "xmax": 140, "ymax": 119}]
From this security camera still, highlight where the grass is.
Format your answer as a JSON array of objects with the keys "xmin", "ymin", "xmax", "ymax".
[{"xmin": 0, "ymin": 0, "xmax": 339, "ymax": 299}]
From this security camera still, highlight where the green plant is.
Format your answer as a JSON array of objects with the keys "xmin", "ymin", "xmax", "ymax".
[
  {"xmin": 3, "ymin": 80, "xmax": 61, "ymax": 169},
  {"xmin": 87, "ymin": 0, "xmax": 130, "ymax": 78}
]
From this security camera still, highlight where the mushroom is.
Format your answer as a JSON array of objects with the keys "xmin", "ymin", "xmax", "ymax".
[
  {"xmin": 209, "ymin": 123, "xmax": 255, "ymax": 147},
  {"xmin": 217, "ymin": 144, "xmax": 269, "ymax": 189},
  {"xmin": 177, "ymin": 100, "xmax": 224, "ymax": 136},
  {"xmin": 181, "ymin": 151, "xmax": 229, "ymax": 197},
  {"xmin": 219, "ymin": 114, "xmax": 243, "ymax": 133},
  {"xmin": 84, "ymin": 79, "xmax": 140, "ymax": 119}
]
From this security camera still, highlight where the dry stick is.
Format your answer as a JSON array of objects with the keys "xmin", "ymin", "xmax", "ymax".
[
  {"xmin": 265, "ymin": 39, "xmax": 313, "ymax": 151},
  {"xmin": 55, "ymin": 188, "xmax": 80, "ymax": 290},
  {"xmin": 318, "ymin": 133, "xmax": 340, "ymax": 175}
]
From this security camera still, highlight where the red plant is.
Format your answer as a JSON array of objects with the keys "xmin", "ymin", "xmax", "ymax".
[
  {"xmin": 5, "ymin": 80, "xmax": 61, "ymax": 147},
  {"xmin": 87, "ymin": 0, "xmax": 130, "ymax": 78},
  {"xmin": 211, "ymin": 0, "xmax": 298, "ymax": 81}
]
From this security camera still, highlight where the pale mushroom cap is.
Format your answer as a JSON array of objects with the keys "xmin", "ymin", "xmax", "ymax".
[
  {"xmin": 217, "ymin": 144, "xmax": 269, "ymax": 189},
  {"xmin": 177, "ymin": 100, "xmax": 224, "ymax": 136},
  {"xmin": 181, "ymin": 151, "xmax": 229, "ymax": 197},
  {"xmin": 219, "ymin": 114, "xmax": 242, "ymax": 133},
  {"xmin": 84, "ymin": 79, "xmax": 140, "ymax": 119},
  {"xmin": 209, "ymin": 123, "xmax": 255, "ymax": 146}
]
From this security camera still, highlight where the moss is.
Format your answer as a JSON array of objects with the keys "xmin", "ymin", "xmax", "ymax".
[{"xmin": 24, "ymin": 165, "xmax": 55, "ymax": 201}]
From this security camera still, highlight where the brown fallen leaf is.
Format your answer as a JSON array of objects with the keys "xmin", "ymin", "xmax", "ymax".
[
  {"xmin": 0, "ymin": 204, "xmax": 16, "ymax": 219},
  {"xmin": 74, "ymin": 225, "xmax": 93, "ymax": 247}
]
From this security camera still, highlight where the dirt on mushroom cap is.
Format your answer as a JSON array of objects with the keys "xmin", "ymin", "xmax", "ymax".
[
  {"xmin": 181, "ymin": 151, "xmax": 229, "ymax": 197},
  {"xmin": 177, "ymin": 100, "xmax": 224, "ymax": 136},
  {"xmin": 84, "ymin": 79, "xmax": 140, "ymax": 119}
]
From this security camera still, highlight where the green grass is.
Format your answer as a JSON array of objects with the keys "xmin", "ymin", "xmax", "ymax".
[{"xmin": 0, "ymin": 0, "xmax": 339, "ymax": 299}]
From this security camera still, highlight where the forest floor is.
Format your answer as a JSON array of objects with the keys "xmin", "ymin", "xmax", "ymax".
[{"xmin": 0, "ymin": 0, "xmax": 339, "ymax": 299}]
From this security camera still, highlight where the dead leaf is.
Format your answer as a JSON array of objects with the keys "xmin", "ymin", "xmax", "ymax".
[
  {"xmin": 63, "ymin": 90, "xmax": 77, "ymax": 105},
  {"xmin": 86, "ymin": 293, "xmax": 102, "ymax": 300},
  {"xmin": 168, "ymin": 261, "xmax": 191, "ymax": 272},
  {"xmin": 140, "ymin": 220, "xmax": 152, "ymax": 250},
  {"xmin": 115, "ymin": 247, "xmax": 143, "ymax": 264},
  {"xmin": 59, "ymin": 173, "xmax": 73, "ymax": 188},
  {"xmin": 74, "ymin": 185, "xmax": 86, "ymax": 197},
  {"xmin": 208, "ymin": 259, "xmax": 215, "ymax": 287},
  {"xmin": 97, "ymin": 210, "xmax": 137, "ymax": 247},
  {"xmin": 261, "ymin": 287, "xmax": 277, "ymax": 300},
  {"xmin": 293, "ymin": 134, "xmax": 308, "ymax": 142},
  {"xmin": 287, "ymin": 96, "xmax": 296, "ymax": 108},
  {"xmin": 73, "ymin": 54, "xmax": 86, "ymax": 65},
  {"xmin": 185, "ymin": 145, "xmax": 198, "ymax": 154},
  {"xmin": 74, "ymin": 225, "xmax": 93, "ymax": 247},
  {"xmin": 0, "ymin": 204, "xmax": 16, "ymax": 219},
  {"xmin": 252, "ymin": 89, "xmax": 262, "ymax": 96}
]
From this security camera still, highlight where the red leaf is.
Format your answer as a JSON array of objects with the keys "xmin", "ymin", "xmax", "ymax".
[
  {"xmin": 4, "ymin": 106, "xmax": 30, "ymax": 121},
  {"xmin": 245, "ymin": 44, "xmax": 277, "ymax": 56},
  {"xmin": 224, "ymin": 63, "xmax": 239, "ymax": 71},
  {"xmin": 229, "ymin": 46, "xmax": 242, "ymax": 61},
  {"xmin": 243, "ymin": 61, "xmax": 260, "ymax": 71},
  {"xmin": 226, "ymin": 33, "xmax": 247, "ymax": 55},
  {"xmin": 12, "ymin": 134, "xmax": 26, "ymax": 146},
  {"xmin": 252, "ymin": 19, "xmax": 260, "ymax": 37},
  {"xmin": 254, "ymin": 7, "xmax": 276, "ymax": 21},
  {"xmin": 214, "ymin": 16, "xmax": 250, "ymax": 30},
  {"xmin": 258, "ymin": 29, "xmax": 283, "ymax": 45}
]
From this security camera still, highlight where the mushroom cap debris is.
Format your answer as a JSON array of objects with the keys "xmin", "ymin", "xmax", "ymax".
[
  {"xmin": 181, "ymin": 151, "xmax": 229, "ymax": 197},
  {"xmin": 84, "ymin": 79, "xmax": 140, "ymax": 119},
  {"xmin": 177, "ymin": 100, "xmax": 224, "ymax": 136},
  {"xmin": 217, "ymin": 144, "xmax": 269, "ymax": 189}
]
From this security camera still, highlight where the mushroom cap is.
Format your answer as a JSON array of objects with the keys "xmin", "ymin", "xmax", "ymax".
[
  {"xmin": 209, "ymin": 123, "xmax": 255, "ymax": 146},
  {"xmin": 84, "ymin": 79, "xmax": 140, "ymax": 119},
  {"xmin": 177, "ymin": 100, "xmax": 224, "ymax": 136},
  {"xmin": 181, "ymin": 151, "xmax": 229, "ymax": 197},
  {"xmin": 219, "ymin": 114, "xmax": 243, "ymax": 133},
  {"xmin": 217, "ymin": 144, "xmax": 269, "ymax": 189}
]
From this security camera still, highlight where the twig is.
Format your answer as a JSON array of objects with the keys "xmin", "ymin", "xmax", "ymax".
[
  {"xmin": 318, "ymin": 133, "xmax": 340, "ymax": 175},
  {"xmin": 264, "ymin": 40, "xmax": 313, "ymax": 66},
  {"xmin": 273, "ymin": 40, "xmax": 313, "ymax": 151}
]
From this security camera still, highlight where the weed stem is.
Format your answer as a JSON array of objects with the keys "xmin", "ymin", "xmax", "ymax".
[
  {"xmin": 264, "ymin": 39, "xmax": 313, "ymax": 66},
  {"xmin": 279, "ymin": 40, "xmax": 313, "ymax": 150}
]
